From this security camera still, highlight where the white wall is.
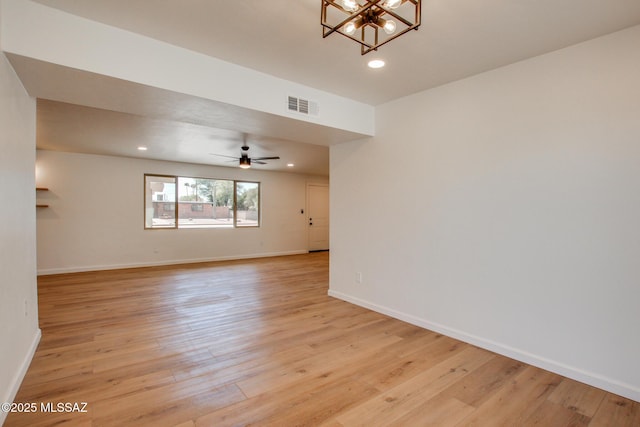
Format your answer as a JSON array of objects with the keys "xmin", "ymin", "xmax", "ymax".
[
  {"xmin": 36, "ymin": 150, "xmax": 327, "ymax": 274},
  {"xmin": 0, "ymin": 30, "xmax": 40, "ymax": 426},
  {"xmin": 330, "ymin": 25, "xmax": 640, "ymax": 401}
]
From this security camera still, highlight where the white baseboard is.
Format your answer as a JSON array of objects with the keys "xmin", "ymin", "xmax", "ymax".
[
  {"xmin": 37, "ymin": 250, "xmax": 310, "ymax": 276},
  {"xmin": 328, "ymin": 289, "xmax": 640, "ymax": 403},
  {"xmin": 0, "ymin": 328, "xmax": 41, "ymax": 426}
]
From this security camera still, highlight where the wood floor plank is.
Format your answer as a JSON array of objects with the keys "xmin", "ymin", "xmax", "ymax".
[
  {"xmin": 236, "ymin": 330, "xmax": 404, "ymax": 398},
  {"xmin": 521, "ymin": 400, "xmax": 591, "ymax": 426},
  {"xmin": 438, "ymin": 354, "xmax": 527, "ymax": 408},
  {"xmin": 92, "ymin": 381, "xmax": 246, "ymax": 427},
  {"xmin": 548, "ymin": 377, "xmax": 608, "ymax": 417},
  {"xmin": 5, "ymin": 252, "xmax": 638, "ymax": 426},
  {"xmin": 455, "ymin": 365, "xmax": 562, "ymax": 426},
  {"xmin": 194, "ymin": 371, "xmax": 379, "ymax": 426},
  {"xmin": 334, "ymin": 346, "xmax": 496, "ymax": 426},
  {"xmin": 357, "ymin": 334, "xmax": 467, "ymax": 390},
  {"xmin": 588, "ymin": 393, "xmax": 640, "ymax": 427},
  {"xmin": 387, "ymin": 395, "xmax": 476, "ymax": 427}
]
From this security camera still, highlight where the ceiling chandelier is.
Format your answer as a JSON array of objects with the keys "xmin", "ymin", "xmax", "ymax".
[{"xmin": 321, "ymin": 0, "xmax": 421, "ymax": 55}]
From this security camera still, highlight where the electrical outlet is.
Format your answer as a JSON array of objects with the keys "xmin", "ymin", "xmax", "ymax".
[
  {"xmin": 356, "ymin": 272, "xmax": 363, "ymax": 284},
  {"xmin": 24, "ymin": 299, "xmax": 28, "ymax": 317}
]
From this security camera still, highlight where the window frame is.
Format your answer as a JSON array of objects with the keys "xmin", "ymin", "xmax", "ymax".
[
  {"xmin": 234, "ymin": 180, "xmax": 261, "ymax": 228},
  {"xmin": 144, "ymin": 174, "xmax": 178, "ymax": 230},
  {"xmin": 144, "ymin": 173, "xmax": 261, "ymax": 230}
]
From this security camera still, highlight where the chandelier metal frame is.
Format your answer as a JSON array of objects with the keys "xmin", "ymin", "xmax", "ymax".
[{"xmin": 321, "ymin": 0, "xmax": 421, "ymax": 55}]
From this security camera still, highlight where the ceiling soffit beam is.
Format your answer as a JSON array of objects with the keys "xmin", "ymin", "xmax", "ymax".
[{"xmin": 0, "ymin": 0, "xmax": 374, "ymax": 142}]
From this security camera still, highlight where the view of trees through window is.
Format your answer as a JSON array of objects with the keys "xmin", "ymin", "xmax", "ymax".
[
  {"xmin": 235, "ymin": 181, "xmax": 260, "ymax": 227},
  {"xmin": 144, "ymin": 174, "xmax": 260, "ymax": 229}
]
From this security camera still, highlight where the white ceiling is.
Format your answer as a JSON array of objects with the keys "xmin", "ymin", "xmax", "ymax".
[{"xmin": 23, "ymin": 0, "xmax": 640, "ymax": 175}]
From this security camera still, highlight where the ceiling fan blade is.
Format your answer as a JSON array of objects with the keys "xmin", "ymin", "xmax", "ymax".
[
  {"xmin": 252, "ymin": 156, "xmax": 280, "ymax": 161},
  {"xmin": 211, "ymin": 153, "xmax": 239, "ymax": 159},
  {"xmin": 252, "ymin": 160, "xmax": 267, "ymax": 165}
]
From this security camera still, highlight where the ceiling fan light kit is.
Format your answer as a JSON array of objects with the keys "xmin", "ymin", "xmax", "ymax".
[
  {"xmin": 321, "ymin": 0, "xmax": 421, "ymax": 55},
  {"xmin": 239, "ymin": 156, "xmax": 251, "ymax": 169}
]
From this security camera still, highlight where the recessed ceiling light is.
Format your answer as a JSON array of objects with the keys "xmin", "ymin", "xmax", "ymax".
[
  {"xmin": 287, "ymin": 163, "xmax": 295, "ymax": 167},
  {"xmin": 137, "ymin": 146, "xmax": 148, "ymax": 151},
  {"xmin": 367, "ymin": 59, "xmax": 385, "ymax": 69}
]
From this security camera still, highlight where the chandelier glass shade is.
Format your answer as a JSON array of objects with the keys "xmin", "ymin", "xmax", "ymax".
[{"xmin": 321, "ymin": 0, "xmax": 421, "ymax": 55}]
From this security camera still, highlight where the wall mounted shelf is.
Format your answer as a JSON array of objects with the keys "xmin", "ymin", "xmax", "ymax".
[{"xmin": 36, "ymin": 187, "xmax": 49, "ymax": 208}]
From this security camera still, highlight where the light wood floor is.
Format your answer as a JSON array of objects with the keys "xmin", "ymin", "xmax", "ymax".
[{"xmin": 6, "ymin": 252, "xmax": 639, "ymax": 426}]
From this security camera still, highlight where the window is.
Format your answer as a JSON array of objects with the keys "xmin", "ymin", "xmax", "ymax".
[
  {"xmin": 145, "ymin": 175, "xmax": 176, "ymax": 228},
  {"xmin": 144, "ymin": 174, "xmax": 260, "ymax": 229},
  {"xmin": 235, "ymin": 181, "xmax": 260, "ymax": 227}
]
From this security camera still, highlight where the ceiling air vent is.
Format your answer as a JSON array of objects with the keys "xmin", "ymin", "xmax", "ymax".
[
  {"xmin": 287, "ymin": 96, "xmax": 319, "ymax": 116},
  {"xmin": 299, "ymin": 98, "xmax": 309, "ymax": 114}
]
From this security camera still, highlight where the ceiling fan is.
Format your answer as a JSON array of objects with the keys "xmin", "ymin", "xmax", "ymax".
[{"xmin": 212, "ymin": 144, "xmax": 280, "ymax": 169}]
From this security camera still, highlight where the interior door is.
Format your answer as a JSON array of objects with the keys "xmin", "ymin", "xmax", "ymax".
[{"xmin": 307, "ymin": 184, "xmax": 329, "ymax": 251}]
